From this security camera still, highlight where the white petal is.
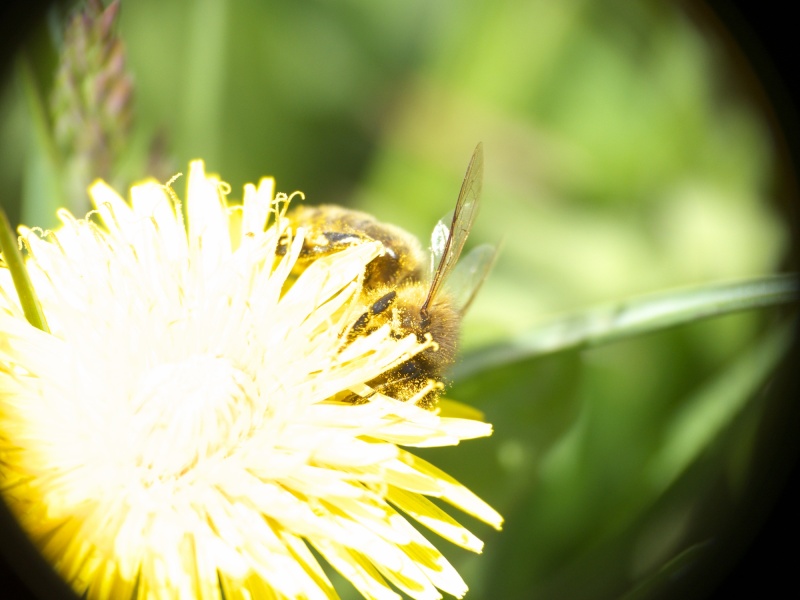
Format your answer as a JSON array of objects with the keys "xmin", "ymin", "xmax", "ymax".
[{"xmin": 186, "ymin": 160, "xmax": 231, "ymax": 276}]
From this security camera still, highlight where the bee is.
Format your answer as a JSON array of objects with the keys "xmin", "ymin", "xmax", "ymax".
[{"xmin": 283, "ymin": 143, "xmax": 495, "ymax": 408}]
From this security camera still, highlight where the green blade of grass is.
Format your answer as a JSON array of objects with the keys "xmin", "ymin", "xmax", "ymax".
[
  {"xmin": 0, "ymin": 207, "xmax": 50, "ymax": 333},
  {"xmin": 455, "ymin": 274, "xmax": 798, "ymax": 380}
]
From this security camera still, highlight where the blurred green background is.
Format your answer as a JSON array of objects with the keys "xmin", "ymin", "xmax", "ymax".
[{"xmin": 0, "ymin": 0, "xmax": 795, "ymax": 599}]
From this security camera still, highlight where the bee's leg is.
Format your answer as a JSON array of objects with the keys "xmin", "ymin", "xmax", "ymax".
[
  {"xmin": 277, "ymin": 230, "xmax": 370, "ymax": 258},
  {"xmin": 349, "ymin": 290, "xmax": 397, "ymax": 338},
  {"xmin": 367, "ymin": 355, "xmax": 441, "ymax": 409},
  {"xmin": 336, "ymin": 385, "xmax": 377, "ymax": 405},
  {"xmin": 314, "ymin": 231, "xmax": 368, "ymax": 255}
]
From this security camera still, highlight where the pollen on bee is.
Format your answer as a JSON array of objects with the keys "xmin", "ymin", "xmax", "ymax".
[{"xmin": 408, "ymin": 378, "xmax": 443, "ymax": 406}]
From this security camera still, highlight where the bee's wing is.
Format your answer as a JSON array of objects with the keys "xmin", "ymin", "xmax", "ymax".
[
  {"xmin": 422, "ymin": 142, "xmax": 484, "ymax": 313},
  {"xmin": 428, "ymin": 209, "xmax": 453, "ymax": 278},
  {"xmin": 445, "ymin": 243, "xmax": 498, "ymax": 314}
]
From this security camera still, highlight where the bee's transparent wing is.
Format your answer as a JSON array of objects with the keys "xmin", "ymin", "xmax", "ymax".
[
  {"xmin": 422, "ymin": 143, "xmax": 484, "ymax": 313},
  {"xmin": 429, "ymin": 210, "xmax": 453, "ymax": 278},
  {"xmin": 445, "ymin": 243, "xmax": 498, "ymax": 314}
]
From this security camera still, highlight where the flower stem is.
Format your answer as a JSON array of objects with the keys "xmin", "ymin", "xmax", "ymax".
[{"xmin": 0, "ymin": 207, "xmax": 50, "ymax": 333}]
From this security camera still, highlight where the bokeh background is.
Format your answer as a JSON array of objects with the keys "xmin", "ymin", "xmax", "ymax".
[{"xmin": 1, "ymin": 1, "xmax": 797, "ymax": 599}]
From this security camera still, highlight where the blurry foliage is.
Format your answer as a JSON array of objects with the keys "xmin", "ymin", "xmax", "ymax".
[{"xmin": 0, "ymin": 0, "xmax": 795, "ymax": 599}]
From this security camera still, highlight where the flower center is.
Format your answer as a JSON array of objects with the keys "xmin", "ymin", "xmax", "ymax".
[{"xmin": 128, "ymin": 355, "xmax": 257, "ymax": 479}]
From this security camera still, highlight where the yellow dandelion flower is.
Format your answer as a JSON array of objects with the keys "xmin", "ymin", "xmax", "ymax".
[{"xmin": 0, "ymin": 161, "xmax": 502, "ymax": 600}]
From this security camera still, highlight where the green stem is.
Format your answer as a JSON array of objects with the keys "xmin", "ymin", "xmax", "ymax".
[
  {"xmin": 181, "ymin": 0, "xmax": 228, "ymax": 167},
  {"xmin": 18, "ymin": 55, "xmax": 68, "ymax": 225},
  {"xmin": 0, "ymin": 207, "xmax": 50, "ymax": 333}
]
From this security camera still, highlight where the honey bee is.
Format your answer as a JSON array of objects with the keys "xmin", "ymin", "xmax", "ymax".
[{"xmin": 283, "ymin": 143, "xmax": 495, "ymax": 408}]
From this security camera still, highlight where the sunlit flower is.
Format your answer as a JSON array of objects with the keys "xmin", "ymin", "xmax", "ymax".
[{"xmin": 0, "ymin": 161, "xmax": 502, "ymax": 600}]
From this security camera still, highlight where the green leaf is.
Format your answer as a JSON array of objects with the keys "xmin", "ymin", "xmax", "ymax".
[
  {"xmin": 0, "ymin": 206, "xmax": 50, "ymax": 333},
  {"xmin": 619, "ymin": 541, "xmax": 713, "ymax": 600},
  {"xmin": 644, "ymin": 320, "xmax": 793, "ymax": 494},
  {"xmin": 455, "ymin": 274, "xmax": 798, "ymax": 380},
  {"xmin": 475, "ymin": 319, "xmax": 791, "ymax": 599}
]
